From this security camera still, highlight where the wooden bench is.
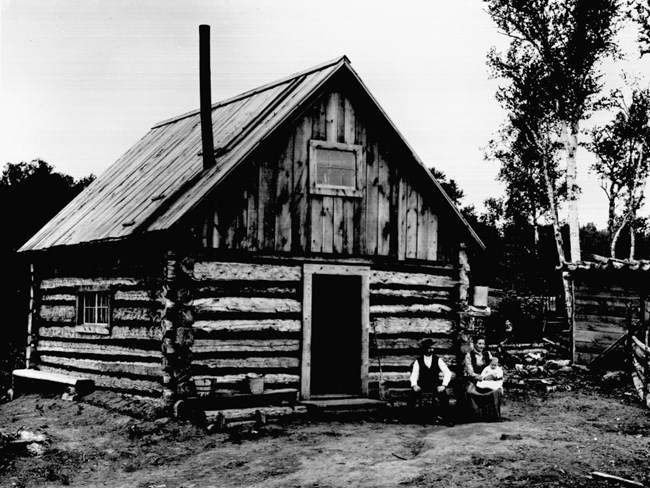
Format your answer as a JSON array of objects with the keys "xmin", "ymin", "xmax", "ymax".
[{"xmin": 12, "ymin": 369, "xmax": 95, "ymax": 396}]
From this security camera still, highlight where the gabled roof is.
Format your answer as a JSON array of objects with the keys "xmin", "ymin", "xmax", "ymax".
[{"xmin": 20, "ymin": 56, "xmax": 485, "ymax": 252}]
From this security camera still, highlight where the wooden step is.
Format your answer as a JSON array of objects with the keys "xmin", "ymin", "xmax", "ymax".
[
  {"xmin": 12, "ymin": 369, "xmax": 94, "ymax": 395},
  {"xmin": 204, "ymin": 404, "xmax": 308, "ymax": 429},
  {"xmin": 300, "ymin": 397, "xmax": 386, "ymax": 413},
  {"xmin": 188, "ymin": 388, "xmax": 298, "ymax": 411}
]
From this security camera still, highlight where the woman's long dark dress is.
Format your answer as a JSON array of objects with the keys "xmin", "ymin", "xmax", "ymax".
[{"xmin": 463, "ymin": 349, "xmax": 502, "ymax": 421}]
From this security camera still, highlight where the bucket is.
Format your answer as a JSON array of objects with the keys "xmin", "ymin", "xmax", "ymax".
[
  {"xmin": 472, "ymin": 286, "xmax": 489, "ymax": 308},
  {"xmin": 247, "ymin": 376, "xmax": 264, "ymax": 395}
]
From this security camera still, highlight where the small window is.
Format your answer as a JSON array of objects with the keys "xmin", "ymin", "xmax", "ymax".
[
  {"xmin": 76, "ymin": 289, "xmax": 111, "ymax": 335},
  {"xmin": 309, "ymin": 140, "xmax": 362, "ymax": 198}
]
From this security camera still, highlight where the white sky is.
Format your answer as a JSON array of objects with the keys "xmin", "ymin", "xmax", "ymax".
[{"xmin": 1, "ymin": 0, "xmax": 648, "ymax": 229}]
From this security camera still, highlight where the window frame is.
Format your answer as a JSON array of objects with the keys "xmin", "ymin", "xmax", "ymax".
[
  {"xmin": 75, "ymin": 285, "xmax": 112, "ymax": 335},
  {"xmin": 308, "ymin": 140, "xmax": 363, "ymax": 198}
]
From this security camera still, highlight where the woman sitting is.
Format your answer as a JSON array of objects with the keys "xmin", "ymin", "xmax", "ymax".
[{"xmin": 463, "ymin": 336, "xmax": 503, "ymax": 421}]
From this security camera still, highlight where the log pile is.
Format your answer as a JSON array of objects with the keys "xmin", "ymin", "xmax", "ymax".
[{"xmin": 500, "ymin": 343, "xmax": 575, "ymax": 391}]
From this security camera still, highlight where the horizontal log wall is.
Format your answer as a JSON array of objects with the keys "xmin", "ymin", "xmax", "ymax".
[
  {"xmin": 369, "ymin": 267, "xmax": 459, "ymax": 397},
  {"xmin": 189, "ymin": 259, "xmax": 460, "ymax": 400},
  {"xmin": 35, "ymin": 273, "xmax": 165, "ymax": 397},
  {"xmin": 573, "ymin": 283, "xmax": 641, "ymax": 364},
  {"xmin": 189, "ymin": 261, "xmax": 302, "ymax": 396},
  {"xmin": 197, "ymin": 85, "xmax": 452, "ymax": 261}
]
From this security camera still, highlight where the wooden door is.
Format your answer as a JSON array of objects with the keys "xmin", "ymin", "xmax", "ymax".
[{"xmin": 310, "ymin": 274, "xmax": 362, "ymax": 395}]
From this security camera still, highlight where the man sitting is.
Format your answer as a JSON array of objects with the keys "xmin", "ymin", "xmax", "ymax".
[{"xmin": 409, "ymin": 338, "xmax": 454, "ymax": 426}]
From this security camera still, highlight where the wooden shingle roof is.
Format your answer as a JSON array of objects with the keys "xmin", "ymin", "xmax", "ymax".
[{"xmin": 20, "ymin": 56, "xmax": 485, "ymax": 252}]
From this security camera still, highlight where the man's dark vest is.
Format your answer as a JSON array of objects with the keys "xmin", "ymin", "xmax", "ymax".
[
  {"xmin": 470, "ymin": 350, "xmax": 490, "ymax": 375},
  {"xmin": 416, "ymin": 355, "xmax": 442, "ymax": 390}
]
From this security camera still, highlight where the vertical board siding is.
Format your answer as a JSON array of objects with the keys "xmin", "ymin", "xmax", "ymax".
[
  {"xmin": 190, "ymin": 260, "xmax": 302, "ymax": 395},
  {"xmin": 35, "ymin": 274, "xmax": 164, "ymax": 397},
  {"xmin": 573, "ymin": 283, "xmax": 639, "ymax": 364},
  {"xmin": 197, "ymin": 89, "xmax": 448, "ymax": 262}
]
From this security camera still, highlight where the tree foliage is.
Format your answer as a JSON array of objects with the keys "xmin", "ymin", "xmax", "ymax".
[
  {"xmin": 485, "ymin": 0, "xmax": 622, "ymax": 262},
  {"xmin": 0, "ymin": 159, "xmax": 95, "ymax": 252},
  {"xmin": 588, "ymin": 86, "xmax": 650, "ymax": 257},
  {"xmin": 0, "ymin": 159, "xmax": 94, "ymax": 389}
]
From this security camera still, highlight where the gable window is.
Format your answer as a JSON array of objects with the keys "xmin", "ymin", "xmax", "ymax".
[
  {"xmin": 76, "ymin": 288, "xmax": 111, "ymax": 335},
  {"xmin": 309, "ymin": 140, "xmax": 362, "ymax": 198}
]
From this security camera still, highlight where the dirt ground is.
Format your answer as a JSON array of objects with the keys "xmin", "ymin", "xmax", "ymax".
[{"xmin": 1, "ymin": 371, "xmax": 649, "ymax": 488}]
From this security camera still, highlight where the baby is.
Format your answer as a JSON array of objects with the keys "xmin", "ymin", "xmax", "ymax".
[{"xmin": 476, "ymin": 356, "xmax": 504, "ymax": 391}]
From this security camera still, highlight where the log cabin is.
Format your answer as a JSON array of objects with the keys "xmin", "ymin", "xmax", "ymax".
[{"xmin": 18, "ymin": 27, "xmax": 486, "ymax": 413}]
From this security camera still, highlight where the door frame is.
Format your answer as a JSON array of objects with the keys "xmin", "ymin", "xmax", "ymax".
[{"xmin": 301, "ymin": 264, "xmax": 370, "ymax": 400}]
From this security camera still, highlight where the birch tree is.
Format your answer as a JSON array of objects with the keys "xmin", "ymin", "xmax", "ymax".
[
  {"xmin": 485, "ymin": 0, "xmax": 621, "ymax": 262},
  {"xmin": 588, "ymin": 87, "xmax": 650, "ymax": 258}
]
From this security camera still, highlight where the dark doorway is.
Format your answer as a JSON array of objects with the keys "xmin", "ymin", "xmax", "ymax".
[{"xmin": 310, "ymin": 274, "xmax": 362, "ymax": 395}]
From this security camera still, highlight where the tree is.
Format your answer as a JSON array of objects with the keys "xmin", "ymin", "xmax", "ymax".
[
  {"xmin": 0, "ymin": 159, "xmax": 95, "ymax": 252},
  {"xmin": 486, "ymin": 0, "xmax": 621, "ymax": 262},
  {"xmin": 0, "ymin": 159, "xmax": 94, "ymax": 389},
  {"xmin": 627, "ymin": 0, "xmax": 650, "ymax": 55},
  {"xmin": 588, "ymin": 87, "xmax": 650, "ymax": 258}
]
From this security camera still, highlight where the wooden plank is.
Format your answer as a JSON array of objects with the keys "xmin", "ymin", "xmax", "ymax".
[
  {"xmin": 377, "ymin": 146, "xmax": 391, "ymax": 256},
  {"xmin": 39, "ymin": 356, "xmax": 162, "ymax": 377},
  {"xmin": 192, "ymin": 319, "xmax": 301, "ymax": 334},
  {"xmin": 113, "ymin": 307, "xmax": 159, "ymax": 322},
  {"xmin": 193, "ymin": 262, "xmax": 301, "ymax": 281},
  {"xmin": 325, "ymin": 92, "xmax": 339, "ymax": 143},
  {"xmin": 336, "ymin": 91, "xmax": 346, "ymax": 142},
  {"xmin": 301, "ymin": 268, "xmax": 313, "ymax": 399},
  {"xmin": 39, "ymin": 325, "xmax": 163, "ymax": 341},
  {"xmin": 37, "ymin": 340, "xmax": 162, "ymax": 358},
  {"xmin": 205, "ymin": 405, "xmax": 305, "ymax": 423},
  {"xmin": 406, "ymin": 183, "xmax": 418, "ymax": 258},
  {"xmin": 194, "ymin": 282, "xmax": 297, "ymax": 298},
  {"xmin": 257, "ymin": 157, "xmax": 271, "ymax": 250},
  {"xmin": 38, "ymin": 365, "xmax": 161, "ymax": 395},
  {"xmin": 343, "ymin": 199, "xmax": 355, "ymax": 254},
  {"xmin": 371, "ymin": 270, "xmax": 457, "ymax": 288},
  {"xmin": 372, "ymin": 316, "xmax": 454, "ymax": 334},
  {"xmin": 375, "ymin": 337, "xmax": 454, "ymax": 351},
  {"xmin": 40, "ymin": 304, "xmax": 75, "ymax": 323},
  {"xmin": 370, "ymin": 355, "xmax": 456, "ymax": 369},
  {"xmin": 333, "ymin": 196, "xmax": 344, "ymax": 254},
  {"xmin": 275, "ymin": 135, "xmax": 294, "ymax": 252},
  {"xmin": 245, "ymin": 173, "xmax": 259, "ymax": 250},
  {"xmin": 310, "ymin": 196, "xmax": 323, "ymax": 253},
  {"xmin": 427, "ymin": 211, "xmax": 438, "ymax": 261},
  {"xmin": 344, "ymin": 96, "xmax": 355, "ymax": 145},
  {"xmin": 40, "ymin": 277, "xmax": 142, "ymax": 290},
  {"xmin": 192, "ymin": 373, "xmax": 299, "ymax": 386},
  {"xmin": 416, "ymin": 196, "xmax": 429, "ymax": 260},
  {"xmin": 356, "ymin": 121, "xmax": 367, "ymax": 253},
  {"xmin": 292, "ymin": 115, "xmax": 311, "ymax": 252},
  {"xmin": 312, "ymin": 96, "xmax": 327, "ymax": 141},
  {"xmin": 370, "ymin": 288, "xmax": 452, "ymax": 301},
  {"xmin": 192, "ymin": 339, "xmax": 300, "ymax": 353},
  {"xmin": 193, "ymin": 357, "xmax": 299, "ymax": 369},
  {"xmin": 575, "ymin": 319, "xmax": 627, "ymax": 335},
  {"xmin": 321, "ymin": 196, "xmax": 334, "ymax": 253},
  {"xmin": 575, "ymin": 329, "xmax": 626, "ymax": 344},
  {"xmin": 397, "ymin": 179, "xmax": 407, "ymax": 260},
  {"xmin": 370, "ymin": 303, "xmax": 452, "ymax": 316},
  {"xmin": 191, "ymin": 297, "xmax": 301, "ymax": 314},
  {"xmin": 361, "ymin": 272, "xmax": 370, "ymax": 396},
  {"xmin": 366, "ymin": 141, "xmax": 380, "ymax": 255}
]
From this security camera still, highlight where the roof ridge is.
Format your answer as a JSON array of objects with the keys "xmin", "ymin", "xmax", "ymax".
[{"xmin": 152, "ymin": 55, "xmax": 350, "ymax": 129}]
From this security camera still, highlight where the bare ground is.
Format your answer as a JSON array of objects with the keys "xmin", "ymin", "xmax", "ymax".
[{"xmin": 1, "ymin": 372, "xmax": 649, "ymax": 488}]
